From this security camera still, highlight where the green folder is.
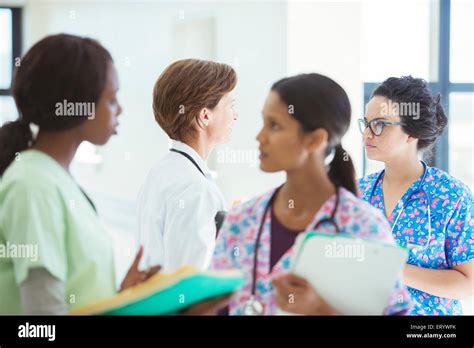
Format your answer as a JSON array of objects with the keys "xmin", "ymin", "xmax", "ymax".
[{"xmin": 70, "ymin": 266, "xmax": 244, "ymax": 315}]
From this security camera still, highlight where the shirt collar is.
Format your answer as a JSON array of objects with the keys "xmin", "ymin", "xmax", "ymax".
[{"xmin": 170, "ymin": 140, "xmax": 212, "ymax": 178}]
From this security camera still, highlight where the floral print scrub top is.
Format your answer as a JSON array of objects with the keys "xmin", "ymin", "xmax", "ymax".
[
  {"xmin": 358, "ymin": 164, "xmax": 474, "ymax": 315},
  {"xmin": 211, "ymin": 186, "xmax": 413, "ymax": 315}
]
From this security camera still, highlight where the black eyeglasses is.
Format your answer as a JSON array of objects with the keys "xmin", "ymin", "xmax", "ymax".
[{"xmin": 358, "ymin": 118, "xmax": 402, "ymax": 136}]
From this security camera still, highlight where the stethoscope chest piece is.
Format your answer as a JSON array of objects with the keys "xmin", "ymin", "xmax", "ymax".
[{"xmin": 242, "ymin": 295, "xmax": 263, "ymax": 315}]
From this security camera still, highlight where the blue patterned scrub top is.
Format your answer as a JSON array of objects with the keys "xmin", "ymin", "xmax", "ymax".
[{"xmin": 358, "ymin": 164, "xmax": 474, "ymax": 315}]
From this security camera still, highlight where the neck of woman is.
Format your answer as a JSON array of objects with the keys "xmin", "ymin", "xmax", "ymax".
[
  {"xmin": 183, "ymin": 133, "xmax": 214, "ymax": 161},
  {"xmin": 281, "ymin": 159, "xmax": 336, "ymax": 213},
  {"xmin": 383, "ymin": 153, "xmax": 424, "ymax": 186},
  {"xmin": 31, "ymin": 130, "xmax": 81, "ymax": 172}
]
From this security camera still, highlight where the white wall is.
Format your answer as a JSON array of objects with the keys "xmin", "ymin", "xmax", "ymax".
[
  {"xmin": 287, "ymin": 0, "xmax": 364, "ymax": 177},
  {"xmin": 16, "ymin": 0, "xmax": 288, "ymax": 207},
  {"xmin": 11, "ymin": 0, "xmax": 370, "ymax": 207}
]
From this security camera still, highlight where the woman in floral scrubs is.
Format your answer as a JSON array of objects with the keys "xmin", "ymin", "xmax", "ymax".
[
  {"xmin": 211, "ymin": 73, "xmax": 413, "ymax": 316},
  {"xmin": 358, "ymin": 76, "xmax": 473, "ymax": 315}
]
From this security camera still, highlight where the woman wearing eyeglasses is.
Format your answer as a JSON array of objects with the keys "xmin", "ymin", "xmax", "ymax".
[{"xmin": 357, "ymin": 76, "xmax": 474, "ymax": 315}]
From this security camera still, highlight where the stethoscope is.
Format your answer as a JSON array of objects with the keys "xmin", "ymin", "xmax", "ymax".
[
  {"xmin": 368, "ymin": 160, "xmax": 432, "ymax": 251},
  {"xmin": 170, "ymin": 148, "xmax": 206, "ymax": 176},
  {"xmin": 242, "ymin": 185, "xmax": 341, "ymax": 315},
  {"xmin": 169, "ymin": 148, "xmax": 226, "ymax": 236}
]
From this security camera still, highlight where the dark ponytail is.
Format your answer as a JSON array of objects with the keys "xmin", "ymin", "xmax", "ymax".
[
  {"xmin": 0, "ymin": 33, "xmax": 112, "ymax": 176},
  {"xmin": 0, "ymin": 120, "xmax": 33, "ymax": 175},
  {"xmin": 272, "ymin": 73, "xmax": 357, "ymax": 195},
  {"xmin": 327, "ymin": 144, "xmax": 357, "ymax": 195}
]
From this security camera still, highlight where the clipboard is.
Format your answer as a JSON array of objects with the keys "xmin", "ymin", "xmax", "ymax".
[
  {"xmin": 70, "ymin": 266, "xmax": 244, "ymax": 315},
  {"xmin": 288, "ymin": 231, "xmax": 408, "ymax": 315}
]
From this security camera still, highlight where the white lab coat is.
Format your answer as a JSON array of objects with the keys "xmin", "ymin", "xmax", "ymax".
[{"xmin": 137, "ymin": 140, "xmax": 227, "ymax": 272}]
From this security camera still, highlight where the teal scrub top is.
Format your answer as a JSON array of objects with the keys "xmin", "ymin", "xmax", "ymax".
[{"xmin": 0, "ymin": 150, "xmax": 116, "ymax": 314}]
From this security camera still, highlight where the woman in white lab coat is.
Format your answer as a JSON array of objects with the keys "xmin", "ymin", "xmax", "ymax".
[{"xmin": 137, "ymin": 59, "xmax": 238, "ymax": 272}]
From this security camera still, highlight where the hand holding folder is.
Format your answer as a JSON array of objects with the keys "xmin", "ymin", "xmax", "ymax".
[
  {"xmin": 70, "ymin": 266, "xmax": 244, "ymax": 315},
  {"xmin": 285, "ymin": 232, "xmax": 408, "ymax": 315}
]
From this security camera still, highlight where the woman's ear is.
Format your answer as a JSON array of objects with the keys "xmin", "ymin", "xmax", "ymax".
[
  {"xmin": 305, "ymin": 128, "xmax": 329, "ymax": 152},
  {"xmin": 407, "ymin": 135, "xmax": 418, "ymax": 145},
  {"xmin": 197, "ymin": 107, "xmax": 210, "ymax": 127}
]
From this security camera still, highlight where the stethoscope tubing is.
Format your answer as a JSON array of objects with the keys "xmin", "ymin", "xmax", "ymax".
[
  {"xmin": 369, "ymin": 161, "xmax": 432, "ymax": 249},
  {"xmin": 250, "ymin": 185, "xmax": 341, "ymax": 296}
]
